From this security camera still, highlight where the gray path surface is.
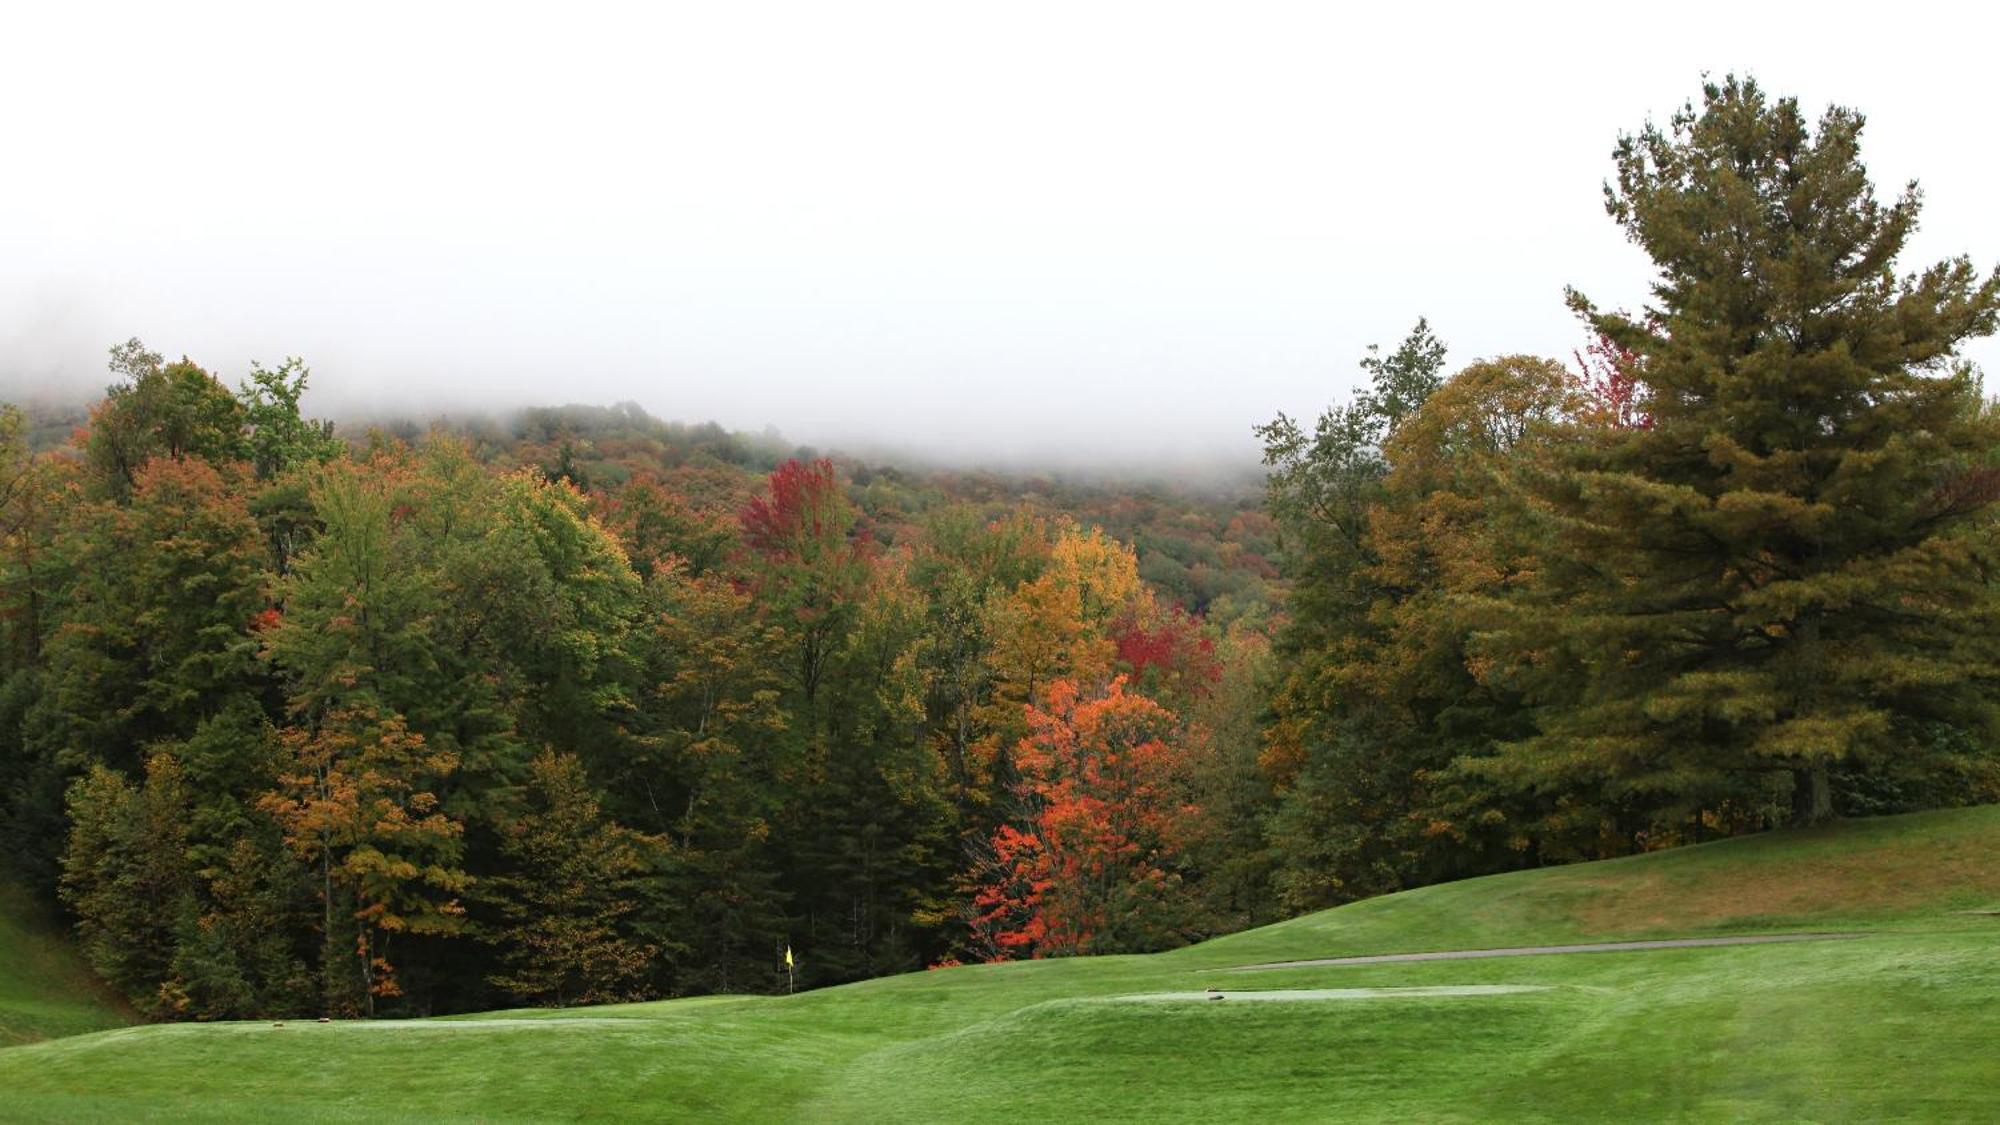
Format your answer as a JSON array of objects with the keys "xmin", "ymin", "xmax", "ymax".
[
  {"xmin": 1224, "ymin": 931, "xmax": 1866, "ymax": 971},
  {"xmin": 1127, "ymin": 985, "xmax": 1555, "ymax": 1002}
]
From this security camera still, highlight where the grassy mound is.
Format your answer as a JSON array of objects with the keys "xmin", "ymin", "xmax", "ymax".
[
  {"xmin": 1182, "ymin": 801, "xmax": 2000, "ymax": 968},
  {"xmin": 0, "ymin": 882, "xmax": 130, "ymax": 1046},
  {"xmin": 3, "ymin": 806, "xmax": 1996, "ymax": 1121}
]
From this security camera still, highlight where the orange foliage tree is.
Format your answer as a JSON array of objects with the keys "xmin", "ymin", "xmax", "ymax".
[
  {"xmin": 967, "ymin": 677, "xmax": 1202, "ymax": 960},
  {"xmin": 260, "ymin": 706, "xmax": 468, "ymax": 1014},
  {"xmin": 974, "ymin": 525, "xmax": 1145, "ymax": 789}
]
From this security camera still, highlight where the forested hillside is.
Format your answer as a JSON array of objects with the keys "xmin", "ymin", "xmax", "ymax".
[
  {"xmin": 2, "ymin": 75, "xmax": 1997, "ymax": 1026},
  {"xmin": 0, "ymin": 348, "xmax": 1284, "ymax": 1018}
]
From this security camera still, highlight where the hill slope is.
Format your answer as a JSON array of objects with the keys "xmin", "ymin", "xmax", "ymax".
[
  {"xmin": 2, "ymin": 806, "xmax": 1996, "ymax": 1121},
  {"xmin": 0, "ymin": 882, "xmax": 131, "ymax": 1046}
]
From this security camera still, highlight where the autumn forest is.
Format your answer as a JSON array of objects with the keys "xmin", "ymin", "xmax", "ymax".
[{"xmin": 5, "ymin": 77, "xmax": 2000, "ymax": 1025}]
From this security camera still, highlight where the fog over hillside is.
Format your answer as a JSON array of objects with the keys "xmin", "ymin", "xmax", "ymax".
[{"xmin": 3, "ymin": 2, "xmax": 1995, "ymax": 471}]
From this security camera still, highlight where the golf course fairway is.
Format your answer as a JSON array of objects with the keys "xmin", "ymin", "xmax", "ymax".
[{"xmin": 3, "ymin": 805, "xmax": 1996, "ymax": 1121}]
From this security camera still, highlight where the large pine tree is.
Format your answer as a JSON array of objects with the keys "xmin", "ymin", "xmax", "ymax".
[{"xmin": 1478, "ymin": 77, "xmax": 2000, "ymax": 831}]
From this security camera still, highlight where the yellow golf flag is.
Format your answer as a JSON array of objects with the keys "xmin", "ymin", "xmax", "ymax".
[{"xmin": 784, "ymin": 945, "xmax": 794, "ymax": 969}]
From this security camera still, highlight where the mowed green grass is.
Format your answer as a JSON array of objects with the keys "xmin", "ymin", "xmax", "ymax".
[
  {"xmin": 0, "ymin": 882, "xmax": 130, "ymax": 1046},
  {"xmin": 4, "ymin": 806, "xmax": 1997, "ymax": 1122}
]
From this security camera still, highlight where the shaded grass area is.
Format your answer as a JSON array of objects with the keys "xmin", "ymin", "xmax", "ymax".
[
  {"xmin": 0, "ymin": 881, "xmax": 130, "ymax": 1046},
  {"xmin": 1179, "ymin": 803, "xmax": 2000, "ymax": 969},
  {"xmin": 3, "ymin": 806, "xmax": 1997, "ymax": 1121}
]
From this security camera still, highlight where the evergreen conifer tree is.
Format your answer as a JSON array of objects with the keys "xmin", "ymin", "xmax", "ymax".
[{"xmin": 1478, "ymin": 77, "xmax": 2000, "ymax": 830}]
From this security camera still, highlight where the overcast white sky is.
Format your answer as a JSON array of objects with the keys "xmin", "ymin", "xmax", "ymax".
[{"xmin": 1, "ymin": 2, "xmax": 1994, "ymax": 470}]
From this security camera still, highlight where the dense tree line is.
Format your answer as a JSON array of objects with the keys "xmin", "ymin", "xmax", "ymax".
[
  {"xmin": 4, "ymin": 76, "xmax": 1997, "ymax": 1020},
  {"xmin": 1258, "ymin": 77, "xmax": 2000, "ymax": 909},
  {"xmin": 0, "ymin": 348, "xmax": 1275, "ymax": 1018}
]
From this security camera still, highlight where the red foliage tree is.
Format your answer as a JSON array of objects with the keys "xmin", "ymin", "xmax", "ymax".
[
  {"xmin": 739, "ymin": 458, "xmax": 851, "ymax": 559},
  {"xmin": 1574, "ymin": 331, "xmax": 1652, "ymax": 430},
  {"xmin": 1113, "ymin": 605, "xmax": 1221, "ymax": 704}
]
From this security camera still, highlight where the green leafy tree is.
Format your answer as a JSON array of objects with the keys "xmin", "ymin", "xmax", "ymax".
[
  {"xmin": 737, "ymin": 459, "xmax": 958, "ymax": 981},
  {"xmin": 486, "ymin": 751, "xmax": 661, "ymax": 1006},
  {"xmin": 619, "ymin": 566, "xmax": 790, "ymax": 994},
  {"xmin": 780, "ymin": 556, "xmax": 956, "ymax": 984},
  {"xmin": 238, "ymin": 358, "xmax": 342, "ymax": 481},
  {"xmin": 1269, "ymin": 356, "xmax": 1581, "ymax": 907},
  {"xmin": 0, "ymin": 405, "xmax": 53, "ymax": 662},
  {"xmin": 909, "ymin": 506, "xmax": 1047, "ymax": 825},
  {"xmin": 268, "ymin": 444, "xmax": 518, "ymax": 767},
  {"xmin": 1254, "ymin": 322, "xmax": 1453, "ymax": 908},
  {"xmin": 491, "ymin": 471, "xmax": 643, "ymax": 759},
  {"xmin": 0, "ymin": 414, "xmax": 74, "ymax": 884},
  {"xmin": 155, "ymin": 702, "xmax": 317, "ymax": 1019},
  {"xmin": 1255, "ymin": 321, "xmax": 1448, "ymax": 785},
  {"xmin": 1255, "ymin": 318, "xmax": 1447, "ymax": 588},
  {"xmin": 85, "ymin": 341, "xmax": 247, "ymax": 498},
  {"xmin": 31, "ymin": 458, "xmax": 270, "ymax": 779},
  {"xmin": 1180, "ymin": 625, "xmax": 1279, "ymax": 930},
  {"xmin": 261, "ymin": 459, "xmax": 436, "ymax": 725},
  {"xmin": 59, "ymin": 754, "xmax": 196, "ymax": 1015}
]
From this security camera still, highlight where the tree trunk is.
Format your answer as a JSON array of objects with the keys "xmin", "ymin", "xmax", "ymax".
[
  {"xmin": 359, "ymin": 927, "xmax": 375, "ymax": 1018},
  {"xmin": 1791, "ymin": 765, "xmax": 1832, "ymax": 825}
]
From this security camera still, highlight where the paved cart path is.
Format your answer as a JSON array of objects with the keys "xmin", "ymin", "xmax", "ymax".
[
  {"xmin": 1223, "ymin": 931, "xmax": 1867, "ymax": 971},
  {"xmin": 1130, "ymin": 985, "xmax": 1556, "ymax": 1002}
]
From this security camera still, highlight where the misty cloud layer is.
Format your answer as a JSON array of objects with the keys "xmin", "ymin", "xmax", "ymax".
[{"xmin": 3, "ymin": 3, "xmax": 1995, "ymax": 472}]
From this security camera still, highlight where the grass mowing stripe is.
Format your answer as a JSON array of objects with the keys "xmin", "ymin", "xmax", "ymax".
[{"xmin": 2, "ymin": 805, "xmax": 1996, "ymax": 1122}]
